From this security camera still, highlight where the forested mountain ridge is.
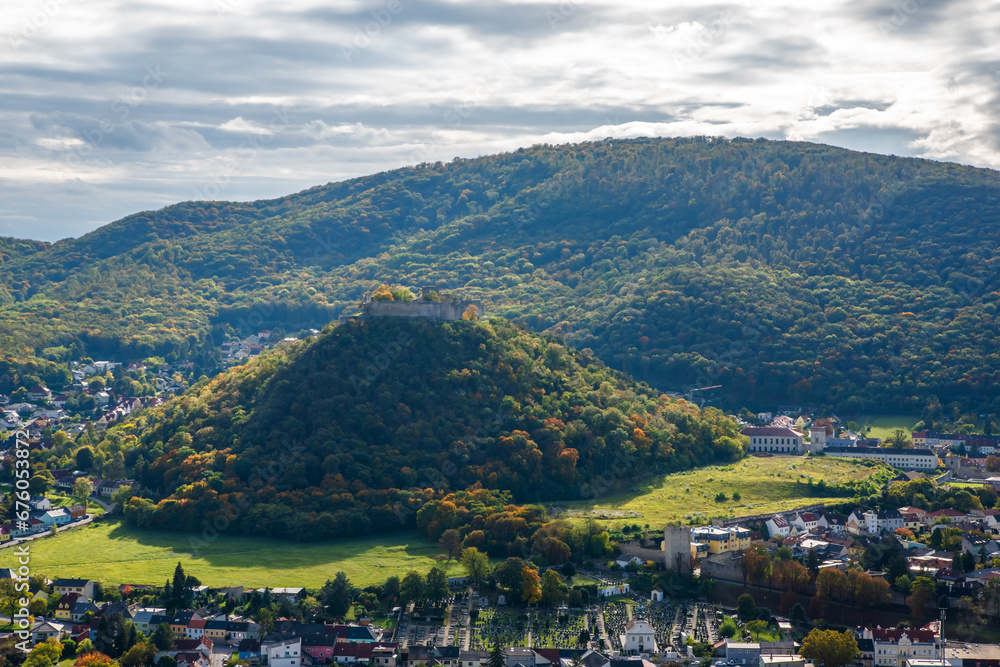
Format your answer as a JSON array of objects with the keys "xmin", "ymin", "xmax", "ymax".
[
  {"xmin": 4, "ymin": 136, "xmax": 1000, "ymax": 414},
  {"xmin": 102, "ymin": 318, "xmax": 745, "ymax": 540}
]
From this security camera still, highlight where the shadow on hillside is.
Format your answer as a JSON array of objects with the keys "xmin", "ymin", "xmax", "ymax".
[{"xmin": 103, "ymin": 517, "xmax": 438, "ymax": 566}]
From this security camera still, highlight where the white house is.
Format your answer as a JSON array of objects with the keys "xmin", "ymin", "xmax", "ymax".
[
  {"xmin": 790, "ymin": 512, "xmax": 819, "ymax": 533},
  {"xmin": 31, "ymin": 620, "xmax": 66, "ymax": 644},
  {"xmin": 597, "ymin": 583, "xmax": 630, "ymax": 598},
  {"xmin": 766, "ymin": 515, "xmax": 791, "ymax": 537},
  {"xmin": 865, "ymin": 510, "xmax": 904, "ymax": 534},
  {"xmin": 267, "ymin": 638, "xmax": 302, "ymax": 667}
]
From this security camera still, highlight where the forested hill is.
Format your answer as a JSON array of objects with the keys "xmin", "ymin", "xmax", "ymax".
[
  {"xmin": 4, "ymin": 136, "xmax": 1000, "ymax": 414},
  {"xmin": 108, "ymin": 318, "xmax": 744, "ymax": 540}
]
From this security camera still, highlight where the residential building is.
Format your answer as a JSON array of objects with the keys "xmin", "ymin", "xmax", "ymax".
[
  {"xmin": 923, "ymin": 509, "xmax": 966, "ymax": 526},
  {"xmin": 203, "ymin": 619, "xmax": 228, "ymax": 642},
  {"xmin": 825, "ymin": 447, "xmax": 938, "ymax": 470},
  {"xmin": 461, "ymin": 650, "xmax": 490, "ymax": 667},
  {"xmin": 171, "ymin": 611, "xmax": 202, "ymax": 638},
  {"xmin": 71, "ymin": 598, "xmax": 98, "ymax": 622},
  {"xmin": 766, "ymin": 515, "xmax": 791, "ymax": 538},
  {"xmin": 372, "ymin": 646, "xmax": 398, "ymax": 667},
  {"xmin": 690, "ymin": 526, "xmax": 751, "ymax": 555},
  {"xmin": 27, "ymin": 386, "xmax": 51, "ymax": 401},
  {"xmin": 55, "ymin": 593, "xmax": 82, "ymax": 621},
  {"xmin": 790, "ymin": 512, "xmax": 819, "ymax": 532},
  {"xmin": 867, "ymin": 627, "xmax": 941, "ymax": 667},
  {"xmin": 725, "ymin": 640, "xmax": 761, "ymax": 665},
  {"xmin": 742, "ymin": 427, "xmax": 805, "ymax": 454},
  {"xmin": 865, "ymin": 510, "xmax": 904, "ymax": 534},
  {"xmin": 54, "ymin": 578, "xmax": 95, "ymax": 600},
  {"xmin": 31, "ymin": 620, "xmax": 66, "ymax": 644},
  {"xmin": 330, "ymin": 624, "xmax": 380, "ymax": 643},
  {"xmin": 303, "ymin": 635, "xmax": 337, "ymax": 662},
  {"xmin": 267, "ymin": 639, "xmax": 302, "ymax": 667},
  {"xmin": 186, "ymin": 619, "xmax": 206, "ymax": 639},
  {"xmin": 505, "ymin": 647, "xmax": 536, "ymax": 667}
]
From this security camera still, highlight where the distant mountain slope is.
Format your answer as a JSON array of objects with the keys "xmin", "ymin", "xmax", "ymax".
[
  {"xmin": 112, "ymin": 317, "xmax": 743, "ymax": 540},
  {"xmin": 4, "ymin": 136, "xmax": 1000, "ymax": 413}
]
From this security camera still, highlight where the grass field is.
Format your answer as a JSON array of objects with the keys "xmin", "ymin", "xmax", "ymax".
[
  {"xmin": 561, "ymin": 456, "xmax": 883, "ymax": 525},
  {"xmin": 855, "ymin": 414, "xmax": 922, "ymax": 441},
  {"xmin": 0, "ymin": 519, "xmax": 464, "ymax": 589}
]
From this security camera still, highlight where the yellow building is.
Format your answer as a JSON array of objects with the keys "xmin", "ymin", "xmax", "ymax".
[
  {"xmin": 54, "ymin": 593, "xmax": 79, "ymax": 621},
  {"xmin": 690, "ymin": 526, "xmax": 752, "ymax": 555}
]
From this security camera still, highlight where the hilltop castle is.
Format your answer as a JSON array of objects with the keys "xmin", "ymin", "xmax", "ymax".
[{"xmin": 341, "ymin": 287, "xmax": 485, "ymax": 322}]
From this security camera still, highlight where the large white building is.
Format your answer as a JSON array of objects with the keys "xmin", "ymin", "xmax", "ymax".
[
  {"xmin": 866, "ymin": 627, "xmax": 940, "ymax": 667},
  {"xmin": 825, "ymin": 446, "xmax": 938, "ymax": 470},
  {"xmin": 742, "ymin": 427, "xmax": 805, "ymax": 454},
  {"xmin": 622, "ymin": 619, "xmax": 657, "ymax": 655}
]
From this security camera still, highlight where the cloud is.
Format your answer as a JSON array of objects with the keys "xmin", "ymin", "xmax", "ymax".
[{"xmin": 1, "ymin": 0, "xmax": 999, "ymax": 241}]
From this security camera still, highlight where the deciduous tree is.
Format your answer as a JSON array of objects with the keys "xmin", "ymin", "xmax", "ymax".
[
  {"xmin": 521, "ymin": 566, "xmax": 542, "ymax": 605},
  {"xmin": 800, "ymin": 629, "xmax": 858, "ymax": 667},
  {"xmin": 461, "ymin": 547, "xmax": 490, "ymax": 585}
]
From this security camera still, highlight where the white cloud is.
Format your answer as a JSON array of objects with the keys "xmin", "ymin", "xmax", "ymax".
[{"xmin": 0, "ymin": 0, "xmax": 998, "ymax": 240}]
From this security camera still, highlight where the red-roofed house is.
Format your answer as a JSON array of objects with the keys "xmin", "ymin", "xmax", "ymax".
[
  {"xmin": 923, "ymin": 509, "xmax": 966, "ymax": 526},
  {"xmin": 27, "ymin": 385, "xmax": 51, "ymax": 401},
  {"xmin": 173, "ymin": 652, "xmax": 210, "ymax": 667},
  {"xmin": 791, "ymin": 512, "xmax": 819, "ymax": 532},
  {"xmin": 173, "ymin": 637, "xmax": 213, "ymax": 656},
  {"xmin": 184, "ymin": 621, "xmax": 207, "ymax": 640},
  {"xmin": 765, "ymin": 515, "xmax": 790, "ymax": 538}
]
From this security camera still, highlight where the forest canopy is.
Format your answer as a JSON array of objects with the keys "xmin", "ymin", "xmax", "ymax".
[
  {"xmin": 109, "ymin": 317, "xmax": 746, "ymax": 540},
  {"xmin": 2, "ymin": 136, "xmax": 1000, "ymax": 414}
]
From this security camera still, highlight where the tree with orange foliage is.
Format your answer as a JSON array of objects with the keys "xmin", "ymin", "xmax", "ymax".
[
  {"xmin": 774, "ymin": 559, "xmax": 810, "ymax": 593},
  {"xmin": 740, "ymin": 543, "xmax": 771, "ymax": 587},
  {"xmin": 854, "ymin": 571, "xmax": 891, "ymax": 607},
  {"xmin": 74, "ymin": 652, "xmax": 116, "ymax": 667},
  {"xmin": 816, "ymin": 567, "xmax": 848, "ymax": 603},
  {"xmin": 521, "ymin": 566, "xmax": 542, "ymax": 605}
]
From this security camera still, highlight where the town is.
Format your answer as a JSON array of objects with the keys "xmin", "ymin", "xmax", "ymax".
[
  {"xmin": 9, "ymin": 410, "xmax": 1000, "ymax": 667},
  {"xmin": 9, "ymin": 349, "xmax": 1000, "ymax": 667}
]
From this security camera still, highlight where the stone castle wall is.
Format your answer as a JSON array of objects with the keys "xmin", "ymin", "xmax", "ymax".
[{"xmin": 364, "ymin": 299, "xmax": 485, "ymax": 321}]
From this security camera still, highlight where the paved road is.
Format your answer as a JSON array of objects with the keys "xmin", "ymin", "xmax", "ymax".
[{"xmin": 210, "ymin": 647, "xmax": 233, "ymax": 667}]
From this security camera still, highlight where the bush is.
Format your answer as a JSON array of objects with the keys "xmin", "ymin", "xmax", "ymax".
[{"xmin": 715, "ymin": 492, "xmax": 728, "ymax": 502}]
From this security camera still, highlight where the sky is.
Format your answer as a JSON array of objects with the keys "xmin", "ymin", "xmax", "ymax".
[{"xmin": 1, "ymin": 0, "xmax": 998, "ymax": 242}]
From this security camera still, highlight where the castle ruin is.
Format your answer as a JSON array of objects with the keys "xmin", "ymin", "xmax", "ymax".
[{"xmin": 342, "ymin": 287, "xmax": 485, "ymax": 322}]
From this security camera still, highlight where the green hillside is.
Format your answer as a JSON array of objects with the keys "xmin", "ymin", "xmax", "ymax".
[
  {"xmin": 3, "ymin": 137, "xmax": 1000, "ymax": 414},
  {"xmin": 46, "ymin": 317, "xmax": 744, "ymax": 541}
]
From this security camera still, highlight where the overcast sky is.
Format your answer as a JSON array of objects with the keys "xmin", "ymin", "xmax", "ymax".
[{"xmin": 2, "ymin": 0, "xmax": 998, "ymax": 241}]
